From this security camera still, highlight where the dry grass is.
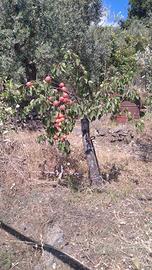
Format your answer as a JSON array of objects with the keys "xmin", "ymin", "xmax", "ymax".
[
  {"xmin": 0, "ymin": 116, "xmax": 152, "ymax": 270},
  {"xmin": 1, "ymin": 130, "xmax": 58, "ymax": 186}
]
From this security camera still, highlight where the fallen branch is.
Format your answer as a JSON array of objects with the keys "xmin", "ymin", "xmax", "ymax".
[{"xmin": 0, "ymin": 221, "xmax": 91, "ymax": 270}]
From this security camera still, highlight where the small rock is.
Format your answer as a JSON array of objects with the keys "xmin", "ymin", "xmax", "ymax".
[{"xmin": 35, "ymin": 224, "xmax": 63, "ymax": 270}]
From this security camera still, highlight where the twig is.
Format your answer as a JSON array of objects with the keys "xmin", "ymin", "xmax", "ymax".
[
  {"xmin": 10, "ymin": 262, "xmax": 19, "ymax": 269},
  {"xmin": 57, "ymin": 165, "xmax": 64, "ymax": 184}
]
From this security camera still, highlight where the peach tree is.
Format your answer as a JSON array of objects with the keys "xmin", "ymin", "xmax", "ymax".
[{"xmin": 0, "ymin": 51, "xmax": 124, "ymax": 185}]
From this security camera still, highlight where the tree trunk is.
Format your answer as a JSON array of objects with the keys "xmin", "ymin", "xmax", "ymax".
[
  {"xmin": 25, "ymin": 61, "xmax": 37, "ymax": 81},
  {"xmin": 14, "ymin": 44, "xmax": 37, "ymax": 82},
  {"xmin": 81, "ymin": 116, "xmax": 102, "ymax": 186}
]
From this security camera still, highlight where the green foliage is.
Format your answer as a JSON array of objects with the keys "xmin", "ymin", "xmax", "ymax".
[
  {"xmin": 0, "ymin": 78, "xmax": 77, "ymax": 152},
  {"xmin": 0, "ymin": 252, "xmax": 12, "ymax": 270},
  {"xmin": 111, "ymin": 20, "xmax": 149, "ymax": 73},
  {"xmin": 128, "ymin": 0, "xmax": 152, "ymax": 19},
  {"xmin": 0, "ymin": 0, "xmax": 102, "ymax": 82},
  {"xmin": 137, "ymin": 46, "xmax": 152, "ymax": 92},
  {"xmin": 135, "ymin": 119, "xmax": 145, "ymax": 133},
  {"xmin": 1, "ymin": 0, "xmax": 152, "ymax": 148},
  {"xmin": 0, "ymin": 79, "xmax": 15, "ymax": 134},
  {"xmin": 98, "ymin": 17, "xmax": 152, "ymax": 113},
  {"xmin": 81, "ymin": 26, "xmax": 114, "ymax": 84},
  {"xmin": 0, "ymin": 51, "xmax": 127, "ymax": 152},
  {"xmin": 97, "ymin": 26, "xmax": 145, "ymax": 107}
]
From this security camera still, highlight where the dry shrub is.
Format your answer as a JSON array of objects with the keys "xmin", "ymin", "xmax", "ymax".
[
  {"xmin": 0, "ymin": 129, "xmax": 89, "ymax": 192},
  {"xmin": 0, "ymin": 130, "xmax": 58, "ymax": 189}
]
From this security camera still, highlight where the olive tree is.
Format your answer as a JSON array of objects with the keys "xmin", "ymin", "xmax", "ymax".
[{"xmin": 0, "ymin": 0, "xmax": 102, "ymax": 82}]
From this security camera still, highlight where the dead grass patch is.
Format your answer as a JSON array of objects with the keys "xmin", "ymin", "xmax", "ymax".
[{"xmin": 0, "ymin": 117, "xmax": 152, "ymax": 270}]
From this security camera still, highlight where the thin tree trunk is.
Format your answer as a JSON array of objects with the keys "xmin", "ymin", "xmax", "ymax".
[
  {"xmin": 14, "ymin": 43, "xmax": 37, "ymax": 81},
  {"xmin": 25, "ymin": 61, "xmax": 37, "ymax": 81},
  {"xmin": 81, "ymin": 116, "xmax": 102, "ymax": 186}
]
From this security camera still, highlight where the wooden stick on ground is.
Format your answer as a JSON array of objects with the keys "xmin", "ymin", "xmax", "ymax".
[{"xmin": 0, "ymin": 221, "xmax": 91, "ymax": 270}]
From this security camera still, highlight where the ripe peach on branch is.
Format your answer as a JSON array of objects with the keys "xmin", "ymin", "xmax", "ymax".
[
  {"xmin": 61, "ymin": 86, "xmax": 68, "ymax": 93},
  {"xmin": 26, "ymin": 81, "xmax": 33, "ymax": 88},
  {"xmin": 44, "ymin": 75, "xmax": 52, "ymax": 83},
  {"xmin": 59, "ymin": 82, "xmax": 65, "ymax": 88},
  {"xmin": 59, "ymin": 96, "xmax": 65, "ymax": 103},
  {"xmin": 59, "ymin": 105, "xmax": 66, "ymax": 111},
  {"xmin": 53, "ymin": 100, "xmax": 60, "ymax": 107},
  {"xmin": 63, "ymin": 92, "xmax": 69, "ymax": 98}
]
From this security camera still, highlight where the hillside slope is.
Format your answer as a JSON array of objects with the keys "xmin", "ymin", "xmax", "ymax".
[{"xmin": 0, "ymin": 116, "xmax": 152, "ymax": 270}]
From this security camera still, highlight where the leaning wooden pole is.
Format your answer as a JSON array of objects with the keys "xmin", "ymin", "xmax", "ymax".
[{"xmin": 81, "ymin": 116, "xmax": 102, "ymax": 186}]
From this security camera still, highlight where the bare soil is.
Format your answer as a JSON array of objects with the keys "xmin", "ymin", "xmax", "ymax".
[{"xmin": 0, "ymin": 116, "xmax": 152, "ymax": 270}]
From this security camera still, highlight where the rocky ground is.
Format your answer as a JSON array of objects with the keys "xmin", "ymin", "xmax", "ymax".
[{"xmin": 0, "ymin": 115, "xmax": 152, "ymax": 270}]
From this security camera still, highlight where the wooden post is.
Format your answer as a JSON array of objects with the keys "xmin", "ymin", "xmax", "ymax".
[{"xmin": 81, "ymin": 116, "xmax": 102, "ymax": 186}]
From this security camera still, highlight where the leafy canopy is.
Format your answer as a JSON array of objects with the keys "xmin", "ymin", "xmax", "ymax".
[
  {"xmin": 128, "ymin": 0, "xmax": 152, "ymax": 19},
  {"xmin": 0, "ymin": 0, "xmax": 102, "ymax": 82}
]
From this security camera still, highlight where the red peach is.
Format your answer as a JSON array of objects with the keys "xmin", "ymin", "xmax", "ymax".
[
  {"xmin": 59, "ymin": 105, "xmax": 66, "ymax": 111},
  {"xmin": 53, "ymin": 100, "xmax": 60, "ymax": 107},
  {"xmin": 61, "ymin": 135, "xmax": 67, "ymax": 141},
  {"xmin": 59, "ymin": 96, "xmax": 65, "ymax": 102},
  {"xmin": 59, "ymin": 117, "xmax": 65, "ymax": 122},
  {"xmin": 45, "ymin": 75, "xmax": 52, "ymax": 83},
  {"xmin": 62, "ymin": 87, "xmax": 68, "ymax": 93},
  {"xmin": 54, "ymin": 134, "xmax": 59, "ymax": 140},
  {"xmin": 58, "ymin": 113, "xmax": 64, "ymax": 118},
  {"xmin": 63, "ymin": 92, "xmax": 69, "ymax": 98},
  {"xmin": 54, "ymin": 124, "xmax": 61, "ymax": 131},
  {"xmin": 56, "ymin": 121, "xmax": 62, "ymax": 127},
  {"xmin": 55, "ymin": 118, "xmax": 61, "ymax": 123},
  {"xmin": 26, "ymin": 81, "xmax": 33, "ymax": 88},
  {"xmin": 63, "ymin": 97, "xmax": 70, "ymax": 104},
  {"xmin": 59, "ymin": 82, "xmax": 65, "ymax": 88}
]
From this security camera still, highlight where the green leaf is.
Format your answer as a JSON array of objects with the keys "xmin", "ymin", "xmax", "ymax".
[{"xmin": 37, "ymin": 135, "xmax": 47, "ymax": 143}]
